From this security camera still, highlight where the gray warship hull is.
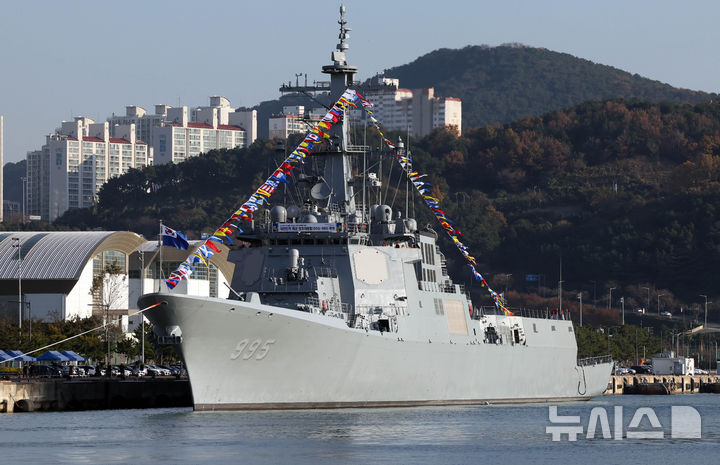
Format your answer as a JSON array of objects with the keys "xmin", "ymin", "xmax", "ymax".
[{"xmin": 140, "ymin": 293, "xmax": 611, "ymax": 410}]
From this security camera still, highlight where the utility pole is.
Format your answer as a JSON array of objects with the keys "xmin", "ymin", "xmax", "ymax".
[
  {"xmin": 620, "ymin": 297, "xmax": 625, "ymax": 325},
  {"xmin": 609, "ymin": 287, "xmax": 615, "ymax": 311}
]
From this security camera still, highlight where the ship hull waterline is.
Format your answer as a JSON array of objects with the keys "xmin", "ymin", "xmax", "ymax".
[{"xmin": 139, "ymin": 293, "xmax": 612, "ymax": 411}]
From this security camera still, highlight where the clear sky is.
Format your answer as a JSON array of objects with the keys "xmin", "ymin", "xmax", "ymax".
[{"xmin": 1, "ymin": 0, "xmax": 719, "ymax": 164}]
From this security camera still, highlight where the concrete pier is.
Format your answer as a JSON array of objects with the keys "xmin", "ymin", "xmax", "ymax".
[
  {"xmin": 0, "ymin": 378, "xmax": 191, "ymax": 413},
  {"xmin": 605, "ymin": 374, "xmax": 720, "ymax": 395}
]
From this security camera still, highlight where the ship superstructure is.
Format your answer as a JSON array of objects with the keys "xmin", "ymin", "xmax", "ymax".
[{"xmin": 139, "ymin": 6, "xmax": 612, "ymax": 410}]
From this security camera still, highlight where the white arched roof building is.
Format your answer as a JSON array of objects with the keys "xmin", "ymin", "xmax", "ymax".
[
  {"xmin": 0, "ymin": 231, "xmax": 145, "ymax": 321},
  {"xmin": 0, "ymin": 231, "xmax": 230, "ymax": 327}
]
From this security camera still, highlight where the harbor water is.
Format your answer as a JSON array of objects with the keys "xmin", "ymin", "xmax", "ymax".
[{"xmin": 1, "ymin": 395, "xmax": 718, "ymax": 464}]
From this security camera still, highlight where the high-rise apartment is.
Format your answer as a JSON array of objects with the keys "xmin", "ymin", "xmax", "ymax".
[
  {"xmin": 0, "ymin": 115, "xmax": 3, "ymax": 222},
  {"xmin": 363, "ymin": 77, "xmax": 462, "ymax": 138},
  {"xmin": 27, "ymin": 117, "xmax": 150, "ymax": 221},
  {"xmin": 268, "ymin": 106, "xmax": 326, "ymax": 140},
  {"xmin": 108, "ymin": 96, "xmax": 257, "ymax": 159}
]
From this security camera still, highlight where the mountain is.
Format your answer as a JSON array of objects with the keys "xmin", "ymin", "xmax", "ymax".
[
  {"xmin": 377, "ymin": 44, "xmax": 715, "ymax": 129},
  {"xmin": 246, "ymin": 44, "xmax": 715, "ymax": 139}
]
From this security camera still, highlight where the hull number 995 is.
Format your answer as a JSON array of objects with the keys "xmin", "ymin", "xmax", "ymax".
[{"xmin": 230, "ymin": 339, "xmax": 275, "ymax": 360}]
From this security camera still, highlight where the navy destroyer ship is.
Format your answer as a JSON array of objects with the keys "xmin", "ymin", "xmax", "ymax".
[{"xmin": 139, "ymin": 6, "xmax": 612, "ymax": 410}]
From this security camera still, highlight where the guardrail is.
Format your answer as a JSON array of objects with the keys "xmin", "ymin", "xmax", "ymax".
[{"xmin": 476, "ymin": 307, "xmax": 569, "ymax": 320}]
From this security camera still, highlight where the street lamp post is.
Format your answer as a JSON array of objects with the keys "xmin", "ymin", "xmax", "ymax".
[
  {"xmin": 620, "ymin": 297, "xmax": 625, "ymax": 325},
  {"xmin": 607, "ymin": 326, "xmax": 618, "ymax": 355},
  {"xmin": 577, "ymin": 293, "xmax": 583, "ymax": 327},
  {"xmin": 658, "ymin": 294, "xmax": 664, "ymax": 316},
  {"xmin": 140, "ymin": 250, "xmax": 145, "ymax": 365},
  {"xmin": 11, "ymin": 237, "xmax": 22, "ymax": 338},
  {"xmin": 559, "ymin": 280, "xmax": 563, "ymax": 317},
  {"xmin": 700, "ymin": 295, "xmax": 710, "ymax": 329},
  {"xmin": 106, "ymin": 304, "xmax": 110, "ymax": 369},
  {"xmin": 21, "ymin": 176, "xmax": 27, "ymax": 223},
  {"xmin": 609, "ymin": 287, "xmax": 616, "ymax": 311},
  {"xmin": 642, "ymin": 287, "xmax": 650, "ymax": 313}
]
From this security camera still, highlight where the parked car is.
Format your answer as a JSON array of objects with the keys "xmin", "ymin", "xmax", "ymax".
[
  {"xmin": 127, "ymin": 365, "xmax": 147, "ymax": 377},
  {"xmin": 172, "ymin": 364, "xmax": 188, "ymax": 377},
  {"xmin": 145, "ymin": 365, "xmax": 170, "ymax": 376},
  {"xmin": 158, "ymin": 365, "xmax": 178, "ymax": 376},
  {"xmin": 61, "ymin": 365, "xmax": 86, "ymax": 377},
  {"xmin": 614, "ymin": 366, "xmax": 635, "ymax": 375},
  {"xmin": 631, "ymin": 365, "xmax": 654, "ymax": 374},
  {"xmin": 695, "ymin": 368, "xmax": 709, "ymax": 375},
  {"xmin": 660, "ymin": 311, "xmax": 672, "ymax": 317},
  {"xmin": 79, "ymin": 365, "xmax": 96, "ymax": 376},
  {"xmin": 111, "ymin": 366, "xmax": 132, "ymax": 377},
  {"xmin": 29, "ymin": 365, "xmax": 62, "ymax": 378}
]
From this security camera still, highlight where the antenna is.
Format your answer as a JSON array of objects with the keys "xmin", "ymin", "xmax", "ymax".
[
  {"xmin": 337, "ymin": 5, "xmax": 350, "ymax": 52},
  {"xmin": 405, "ymin": 125, "xmax": 410, "ymax": 220}
]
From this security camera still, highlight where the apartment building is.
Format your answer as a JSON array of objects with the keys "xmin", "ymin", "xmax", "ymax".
[
  {"xmin": 363, "ymin": 77, "xmax": 462, "ymax": 138},
  {"xmin": 27, "ymin": 117, "xmax": 150, "ymax": 221}
]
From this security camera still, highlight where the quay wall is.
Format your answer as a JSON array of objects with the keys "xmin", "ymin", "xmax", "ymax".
[
  {"xmin": 605, "ymin": 374, "xmax": 720, "ymax": 395},
  {"xmin": 0, "ymin": 378, "xmax": 192, "ymax": 413}
]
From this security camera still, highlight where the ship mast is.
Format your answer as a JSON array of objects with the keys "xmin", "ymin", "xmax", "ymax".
[{"xmin": 280, "ymin": 5, "xmax": 359, "ymax": 215}]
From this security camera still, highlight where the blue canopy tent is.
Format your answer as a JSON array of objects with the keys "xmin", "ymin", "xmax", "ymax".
[
  {"xmin": 6, "ymin": 350, "xmax": 36, "ymax": 362},
  {"xmin": 61, "ymin": 351, "xmax": 87, "ymax": 362},
  {"xmin": 0, "ymin": 350, "xmax": 12, "ymax": 362},
  {"xmin": 37, "ymin": 351, "xmax": 71, "ymax": 362}
]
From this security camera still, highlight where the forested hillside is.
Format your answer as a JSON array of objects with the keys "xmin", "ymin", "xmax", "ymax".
[{"xmin": 405, "ymin": 99, "xmax": 720, "ymax": 307}]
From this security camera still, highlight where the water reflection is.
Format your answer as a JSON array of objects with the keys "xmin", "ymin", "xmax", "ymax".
[{"xmin": 1, "ymin": 396, "xmax": 719, "ymax": 464}]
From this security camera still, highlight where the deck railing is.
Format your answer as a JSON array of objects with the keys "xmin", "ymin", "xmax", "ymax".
[{"xmin": 577, "ymin": 355, "xmax": 613, "ymax": 366}]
